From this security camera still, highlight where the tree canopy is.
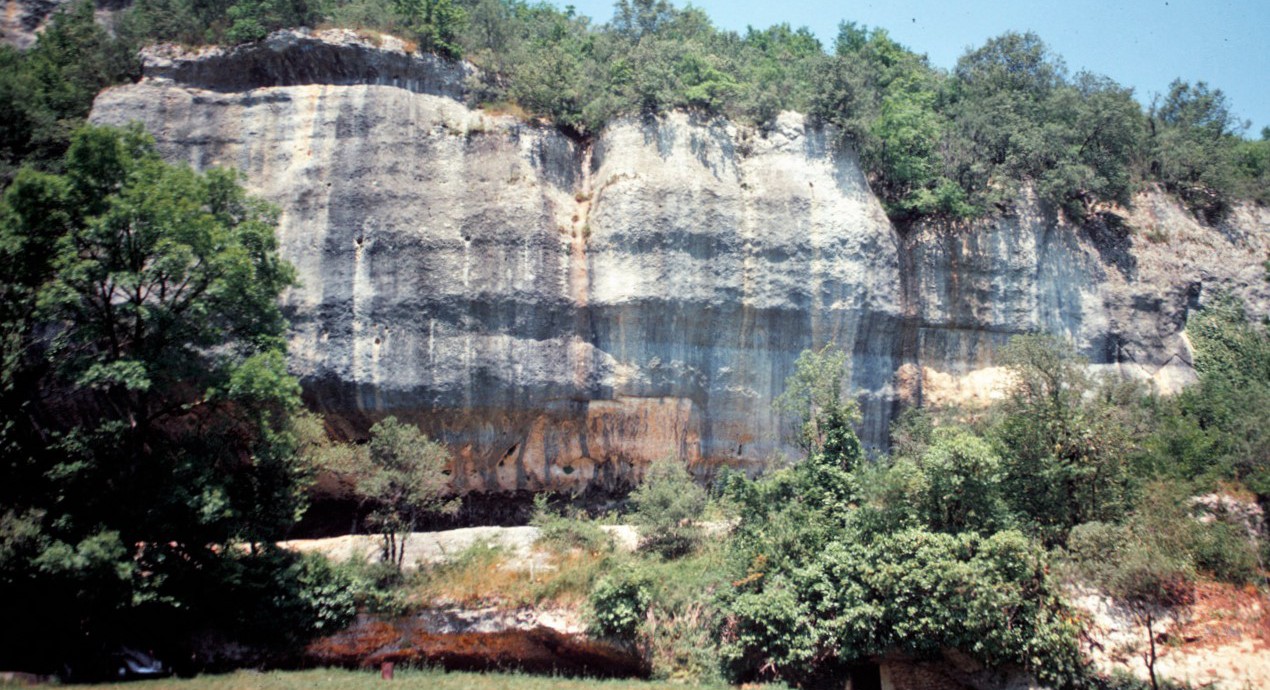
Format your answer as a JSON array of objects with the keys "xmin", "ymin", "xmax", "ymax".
[
  {"xmin": 5, "ymin": 1, "xmax": 1266, "ymax": 225},
  {"xmin": 716, "ymin": 346, "xmax": 1087, "ymax": 687},
  {"xmin": 0, "ymin": 124, "xmax": 338, "ymax": 671}
]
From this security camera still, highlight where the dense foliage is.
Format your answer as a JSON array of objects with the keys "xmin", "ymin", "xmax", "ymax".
[
  {"xmin": 992, "ymin": 335, "xmax": 1137, "ymax": 545},
  {"xmin": 4, "ymin": 0, "xmax": 1267, "ymax": 223},
  {"xmin": 629, "ymin": 456, "xmax": 707, "ymax": 557},
  {"xmin": 0, "ymin": 125, "xmax": 349, "ymax": 672},
  {"xmin": 716, "ymin": 356, "xmax": 1087, "ymax": 688},
  {"xmin": 1140, "ymin": 292, "xmax": 1270, "ymax": 496},
  {"xmin": 0, "ymin": 1, "xmax": 1266, "ymax": 683},
  {"xmin": 708, "ymin": 309, "xmax": 1269, "ymax": 687},
  {"xmin": 0, "ymin": 2, "xmax": 137, "ymax": 182}
]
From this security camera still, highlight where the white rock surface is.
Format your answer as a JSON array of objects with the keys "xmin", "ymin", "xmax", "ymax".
[{"xmin": 90, "ymin": 30, "xmax": 1270, "ymax": 491}]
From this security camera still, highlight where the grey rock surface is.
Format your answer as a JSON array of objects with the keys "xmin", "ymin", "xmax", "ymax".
[
  {"xmin": 1, "ymin": 0, "xmax": 128, "ymax": 49},
  {"xmin": 899, "ymin": 190, "xmax": 1269, "ymax": 408},
  {"xmin": 90, "ymin": 30, "xmax": 1270, "ymax": 492},
  {"xmin": 2, "ymin": 0, "xmax": 66, "ymax": 48}
]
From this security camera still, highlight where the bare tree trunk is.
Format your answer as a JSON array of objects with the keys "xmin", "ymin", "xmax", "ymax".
[
  {"xmin": 1143, "ymin": 610, "xmax": 1159, "ymax": 690},
  {"xmin": 396, "ymin": 531, "xmax": 409, "ymax": 569}
]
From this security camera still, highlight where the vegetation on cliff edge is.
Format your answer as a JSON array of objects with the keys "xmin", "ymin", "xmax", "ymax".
[{"xmin": 2, "ymin": 0, "xmax": 1268, "ymax": 223}]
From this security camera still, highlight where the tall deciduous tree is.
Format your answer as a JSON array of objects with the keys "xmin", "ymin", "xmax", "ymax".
[
  {"xmin": 0, "ymin": 124, "xmax": 312, "ymax": 668},
  {"xmin": 0, "ymin": 2, "xmax": 137, "ymax": 182},
  {"xmin": 1148, "ymin": 79, "xmax": 1249, "ymax": 220},
  {"xmin": 773, "ymin": 344, "xmax": 859, "ymax": 458}
]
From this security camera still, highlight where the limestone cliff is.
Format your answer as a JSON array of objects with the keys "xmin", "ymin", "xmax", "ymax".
[{"xmin": 89, "ymin": 30, "xmax": 1270, "ymax": 492}]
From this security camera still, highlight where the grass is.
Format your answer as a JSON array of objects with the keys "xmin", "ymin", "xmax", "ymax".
[
  {"xmin": 480, "ymin": 101, "xmax": 532, "ymax": 121},
  {"xmin": 403, "ymin": 528, "xmax": 733, "ymax": 683},
  {"xmin": 411, "ymin": 541, "xmax": 620, "ymax": 609},
  {"xmin": 60, "ymin": 668, "xmax": 739, "ymax": 690}
]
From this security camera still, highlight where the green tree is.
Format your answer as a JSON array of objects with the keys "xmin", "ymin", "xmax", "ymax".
[
  {"xmin": 773, "ymin": 344, "xmax": 859, "ymax": 457},
  {"xmin": 0, "ymin": 2, "xmax": 137, "ymax": 182},
  {"xmin": 993, "ymin": 335, "xmax": 1133, "ymax": 544},
  {"xmin": 946, "ymin": 32, "xmax": 1064, "ymax": 209},
  {"xmin": 1148, "ymin": 80, "xmax": 1248, "ymax": 221},
  {"xmin": 721, "ymin": 528, "xmax": 1086, "ymax": 688},
  {"xmin": 0, "ymin": 124, "xmax": 322, "ymax": 669},
  {"xmin": 225, "ymin": 0, "xmax": 319, "ymax": 44},
  {"xmin": 734, "ymin": 23, "xmax": 823, "ymax": 123},
  {"xmin": 902, "ymin": 431, "xmax": 1011, "ymax": 535},
  {"xmin": 812, "ymin": 24, "xmax": 970, "ymax": 218},
  {"xmin": 394, "ymin": 0, "xmax": 466, "ymax": 57},
  {"xmin": 1145, "ymin": 293, "xmax": 1270, "ymax": 494},
  {"xmin": 341, "ymin": 416, "xmax": 458, "ymax": 568},
  {"xmin": 502, "ymin": 6, "xmax": 605, "ymax": 133},
  {"xmin": 718, "ymin": 339, "xmax": 1085, "ymax": 687},
  {"xmin": 1033, "ymin": 73, "xmax": 1145, "ymax": 217},
  {"xmin": 630, "ymin": 456, "xmax": 707, "ymax": 557},
  {"xmin": 459, "ymin": 0, "xmax": 517, "ymax": 67}
]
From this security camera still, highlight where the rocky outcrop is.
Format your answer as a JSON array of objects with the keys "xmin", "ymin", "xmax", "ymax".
[
  {"xmin": 2, "ymin": 0, "xmax": 64, "ymax": 48},
  {"xmin": 1, "ymin": 0, "xmax": 128, "ymax": 48},
  {"xmin": 898, "ymin": 191, "xmax": 1269, "ymax": 408},
  {"xmin": 89, "ymin": 30, "xmax": 1270, "ymax": 493}
]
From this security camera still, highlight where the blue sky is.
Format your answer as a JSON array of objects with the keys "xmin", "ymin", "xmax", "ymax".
[{"xmin": 557, "ymin": 0, "xmax": 1270, "ymax": 136}]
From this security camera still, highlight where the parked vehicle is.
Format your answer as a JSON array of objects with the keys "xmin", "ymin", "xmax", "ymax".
[{"xmin": 113, "ymin": 647, "xmax": 167, "ymax": 680}]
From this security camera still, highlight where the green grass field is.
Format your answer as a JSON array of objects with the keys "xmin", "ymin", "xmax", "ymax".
[{"xmin": 57, "ymin": 668, "xmax": 743, "ymax": 690}]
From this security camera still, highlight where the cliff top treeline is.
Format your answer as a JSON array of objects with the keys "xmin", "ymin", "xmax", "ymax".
[{"xmin": 1, "ymin": 0, "xmax": 1268, "ymax": 222}]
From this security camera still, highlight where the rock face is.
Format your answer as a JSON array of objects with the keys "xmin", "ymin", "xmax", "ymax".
[
  {"xmin": 2, "ymin": 0, "xmax": 65, "ymax": 48},
  {"xmin": 900, "ymin": 192, "xmax": 1270, "ymax": 408},
  {"xmin": 89, "ymin": 30, "xmax": 1270, "ymax": 492},
  {"xmin": 1, "ymin": 0, "xmax": 128, "ymax": 49}
]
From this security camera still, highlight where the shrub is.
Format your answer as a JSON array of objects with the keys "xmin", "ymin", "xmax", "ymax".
[
  {"xmin": 293, "ymin": 554, "xmax": 359, "ymax": 633},
  {"xmin": 1190, "ymin": 520, "xmax": 1261, "ymax": 584},
  {"xmin": 530, "ymin": 494, "xmax": 613, "ymax": 554},
  {"xmin": 993, "ymin": 334, "xmax": 1134, "ymax": 545},
  {"xmin": 720, "ymin": 528, "xmax": 1087, "ymax": 688},
  {"xmin": 587, "ymin": 568, "xmax": 652, "ymax": 642},
  {"xmin": 1063, "ymin": 521, "xmax": 1129, "ymax": 585},
  {"xmin": 630, "ymin": 458, "xmax": 707, "ymax": 558},
  {"xmin": 908, "ymin": 430, "xmax": 1012, "ymax": 534},
  {"xmin": 336, "ymin": 556, "xmax": 412, "ymax": 616}
]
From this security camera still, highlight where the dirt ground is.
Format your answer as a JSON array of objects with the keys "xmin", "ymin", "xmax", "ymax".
[{"xmin": 1076, "ymin": 581, "xmax": 1270, "ymax": 690}]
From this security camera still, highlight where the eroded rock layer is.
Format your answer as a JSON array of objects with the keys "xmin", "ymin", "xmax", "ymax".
[{"xmin": 89, "ymin": 30, "xmax": 1269, "ymax": 491}]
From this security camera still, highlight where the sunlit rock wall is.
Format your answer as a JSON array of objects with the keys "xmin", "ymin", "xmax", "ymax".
[{"xmin": 91, "ymin": 30, "xmax": 1269, "ymax": 492}]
